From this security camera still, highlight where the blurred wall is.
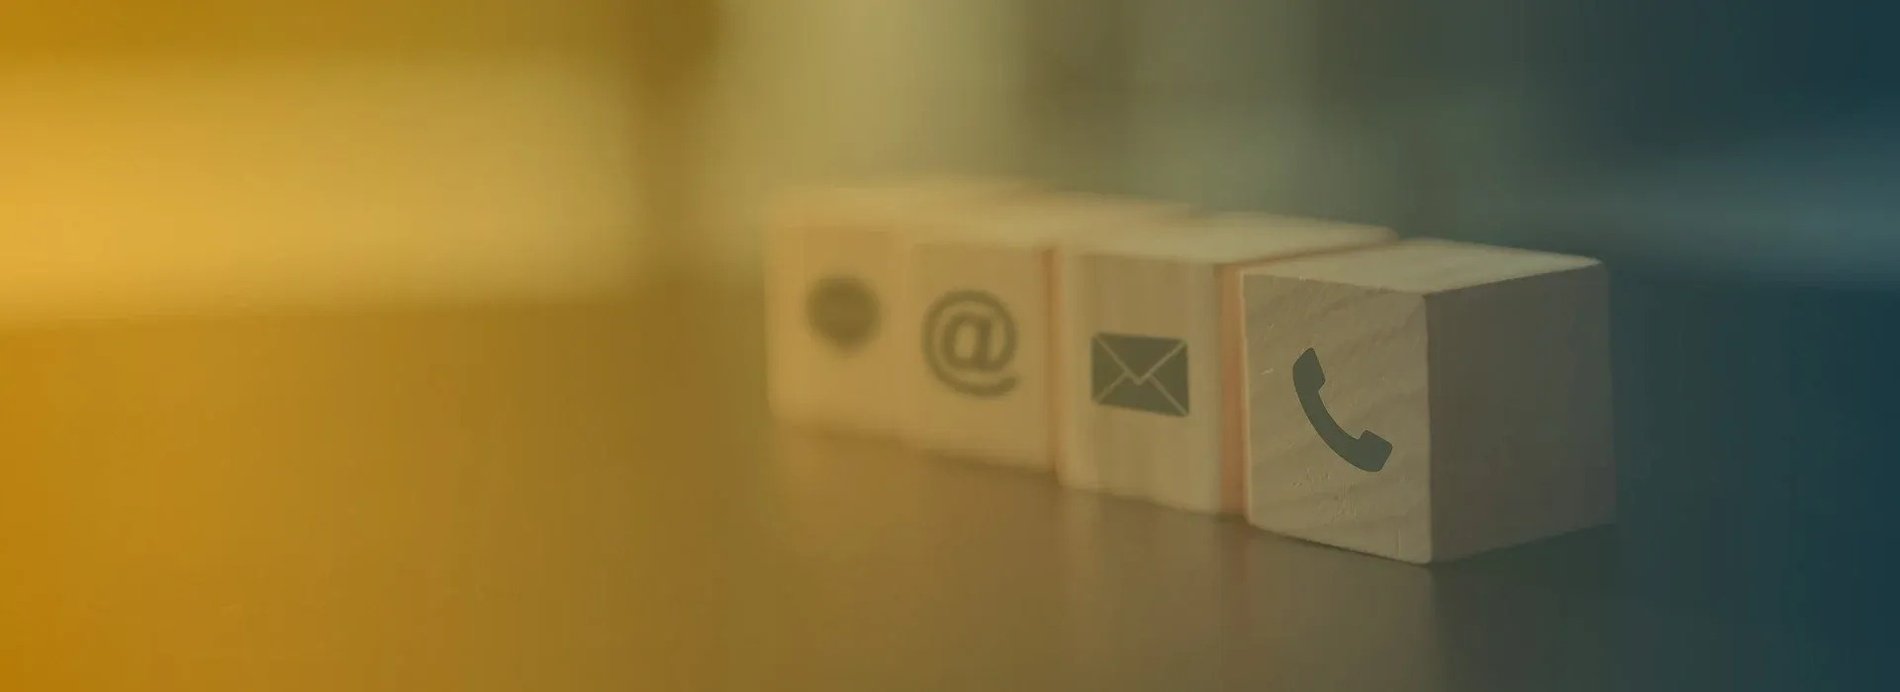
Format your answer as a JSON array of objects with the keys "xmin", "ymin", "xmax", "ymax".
[
  {"xmin": 1016, "ymin": 0, "xmax": 1900, "ymax": 283},
  {"xmin": 694, "ymin": 0, "xmax": 1029, "ymax": 278},
  {"xmin": 0, "ymin": 2, "xmax": 651, "ymax": 322},
  {"xmin": 10, "ymin": 0, "xmax": 1894, "ymax": 322},
  {"xmin": 0, "ymin": 1, "xmax": 1041, "ymax": 319}
]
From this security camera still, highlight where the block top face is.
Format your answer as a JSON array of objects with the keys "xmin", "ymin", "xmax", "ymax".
[
  {"xmin": 1065, "ymin": 213, "xmax": 1393, "ymax": 265},
  {"xmin": 1239, "ymin": 238, "xmax": 1600, "ymax": 295}
]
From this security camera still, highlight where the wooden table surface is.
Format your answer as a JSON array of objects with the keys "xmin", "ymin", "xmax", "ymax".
[{"xmin": 0, "ymin": 283, "xmax": 1828, "ymax": 691}]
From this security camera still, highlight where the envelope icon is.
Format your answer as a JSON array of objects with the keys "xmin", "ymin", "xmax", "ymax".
[{"xmin": 1090, "ymin": 332, "xmax": 1190, "ymax": 417}]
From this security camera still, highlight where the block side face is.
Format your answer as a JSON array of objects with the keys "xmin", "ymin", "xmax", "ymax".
[
  {"xmin": 1058, "ymin": 252, "xmax": 1225, "ymax": 513},
  {"xmin": 903, "ymin": 241, "xmax": 1056, "ymax": 467},
  {"xmin": 764, "ymin": 183, "xmax": 1028, "ymax": 436},
  {"xmin": 764, "ymin": 220, "xmax": 908, "ymax": 436},
  {"xmin": 1243, "ymin": 274, "xmax": 1433, "ymax": 562},
  {"xmin": 1426, "ymin": 265, "xmax": 1614, "ymax": 560},
  {"xmin": 1217, "ymin": 265, "xmax": 1249, "ymax": 514}
]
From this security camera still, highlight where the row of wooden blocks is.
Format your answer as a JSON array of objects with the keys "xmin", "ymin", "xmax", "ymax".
[{"xmin": 766, "ymin": 181, "xmax": 1613, "ymax": 564}]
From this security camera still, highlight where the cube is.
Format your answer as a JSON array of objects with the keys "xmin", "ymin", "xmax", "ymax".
[
  {"xmin": 1056, "ymin": 215, "xmax": 1395, "ymax": 513},
  {"xmin": 901, "ymin": 194, "xmax": 1187, "ymax": 468},
  {"xmin": 764, "ymin": 181, "xmax": 1024, "ymax": 436},
  {"xmin": 1241, "ymin": 238, "xmax": 1613, "ymax": 563}
]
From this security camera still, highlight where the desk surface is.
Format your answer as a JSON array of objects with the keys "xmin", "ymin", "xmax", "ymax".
[{"xmin": 0, "ymin": 286, "xmax": 1844, "ymax": 691}]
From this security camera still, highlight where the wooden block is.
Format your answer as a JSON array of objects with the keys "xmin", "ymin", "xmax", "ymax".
[
  {"xmin": 764, "ymin": 181, "xmax": 1025, "ymax": 436},
  {"xmin": 1241, "ymin": 238, "xmax": 1613, "ymax": 563},
  {"xmin": 901, "ymin": 194, "xmax": 1188, "ymax": 469},
  {"xmin": 1056, "ymin": 215, "xmax": 1395, "ymax": 513}
]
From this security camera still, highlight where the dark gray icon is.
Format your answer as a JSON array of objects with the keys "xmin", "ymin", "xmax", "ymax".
[
  {"xmin": 1293, "ymin": 347, "xmax": 1392, "ymax": 472},
  {"xmin": 1090, "ymin": 333, "xmax": 1189, "ymax": 417},
  {"xmin": 923, "ymin": 290, "xmax": 1019, "ymax": 397},
  {"xmin": 807, "ymin": 275, "xmax": 880, "ymax": 352}
]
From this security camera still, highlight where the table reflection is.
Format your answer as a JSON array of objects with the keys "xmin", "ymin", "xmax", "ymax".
[{"xmin": 739, "ymin": 430, "xmax": 1645, "ymax": 691}]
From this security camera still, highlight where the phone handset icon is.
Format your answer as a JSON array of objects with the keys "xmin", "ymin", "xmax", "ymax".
[{"xmin": 1293, "ymin": 347, "xmax": 1392, "ymax": 472}]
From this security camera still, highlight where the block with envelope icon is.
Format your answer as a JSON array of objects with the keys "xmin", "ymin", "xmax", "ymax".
[
  {"xmin": 1091, "ymin": 332, "xmax": 1191, "ymax": 417},
  {"xmin": 765, "ymin": 180, "xmax": 1025, "ymax": 436},
  {"xmin": 1055, "ymin": 215, "xmax": 1395, "ymax": 514},
  {"xmin": 1241, "ymin": 238, "xmax": 1613, "ymax": 563},
  {"xmin": 900, "ymin": 194, "xmax": 1187, "ymax": 468}
]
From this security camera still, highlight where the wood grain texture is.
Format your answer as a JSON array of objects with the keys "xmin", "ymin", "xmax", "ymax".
[
  {"xmin": 1426, "ymin": 263, "xmax": 1613, "ymax": 561},
  {"xmin": 1241, "ymin": 275, "xmax": 1434, "ymax": 560},
  {"xmin": 1060, "ymin": 253, "xmax": 1224, "ymax": 512},
  {"xmin": 901, "ymin": 196, "xmax": 1186, "ymax": 468},
  {"xmin": 1242, "ymin": 238, "xmax": 1612, "ymax": 563},
  {"xmin": 1057, "ymin": 216, "xmax": 1394, "ymax": 514},
  {"xmin": 764, "ymin": 181, "xmax": 1023, "ymax": 436}
]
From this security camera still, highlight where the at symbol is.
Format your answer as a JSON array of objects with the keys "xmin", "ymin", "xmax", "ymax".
[{"xmin": 922, "ymin": 290, "xmax": 1019, "ymax": 397}]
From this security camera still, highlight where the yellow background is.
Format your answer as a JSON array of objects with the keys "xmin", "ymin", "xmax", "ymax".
[{"xmin": 0, "ymin": 1, "xmax": 1027, "ymax": 321}]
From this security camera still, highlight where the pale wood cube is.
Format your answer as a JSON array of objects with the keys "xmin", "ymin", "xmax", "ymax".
[
  {"xmin": 901, "ymin": 195, "xmax": 1187, "ymax": 469},
  {"xmin": 1056, "ymin": 215, "xmax": 1395, "ymax": 513},
  {"xmin": 765, "ymin": 181, "xmax": 1023, "ymax": 436},
  {"xmin": 1241, "ymin": 238, "xmax": 1613, "ymax": 563}
]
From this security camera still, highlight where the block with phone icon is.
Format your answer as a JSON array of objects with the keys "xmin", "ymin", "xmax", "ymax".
[
  {"xmin": 766, "ymin": 181, "xmax": 1023, "ymax": 436},
  {"xmin": 1241, "ymin": 239, "xmax": 1613, "ymax": 563},
  {"xmin": 1056, "ymin": 215, "xmax": 1394, "ymax": 514},
  {"xmin": 901, "ymin": 195, "xmax": 1186, "ymax": 468}
]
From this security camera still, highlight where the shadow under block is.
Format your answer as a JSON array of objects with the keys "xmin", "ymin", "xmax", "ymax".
[
  {"xmin": 765, "ymin": 181, "xmax": 1023, "ymax": 436},
  {"xmin": 1056, "ymin": 215, "xmax": 1395, "ymax": 514},
  {"xmin": 1241, "ymin": 239, "xmax": 1613, "ymax": 563},
  {"xmin": 901, "ymin": 196, "xmax": 1187, "ymax": 469}
]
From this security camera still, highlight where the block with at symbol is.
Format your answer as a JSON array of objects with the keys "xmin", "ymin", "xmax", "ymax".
[
  {"xmin": 1056, "ymin": 215, "xmax": 1395, "ymax": 513},
  {"xmin": 765, "ymin": 180, "xmax": 1026, "ymax": 437},
  {"xmin": 1242, "ymin": 238, "xmax": 1613, "ymax": 563},
  {"xmin": 902, "ymin": 194, "xmax": 1188, "ymax": 468}
]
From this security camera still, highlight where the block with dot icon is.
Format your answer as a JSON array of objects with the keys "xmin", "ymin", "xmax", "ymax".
[
  {"xmin": 901, "ymin": 194, "xmax": 1188, "ymax": 469},
  {"xmin": 1241, "ymin": 238, "xmax": 1613, "ymax": 563},
  {"xmin": 764, "ymin": 181, "xmax": 1024, "ymax": 436},
  {"xmin": 1056, "ymin": 215, "xmax": 1395, "ymax": 514}
]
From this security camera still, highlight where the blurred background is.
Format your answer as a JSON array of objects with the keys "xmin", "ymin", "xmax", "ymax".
[
  {"xmin": 2, "ymin": 1, "xmax": 1897, "ymax": 689},
  {"xmin": 6, "ymin": 0, "xmax": 1898, "ymax": 313}
]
